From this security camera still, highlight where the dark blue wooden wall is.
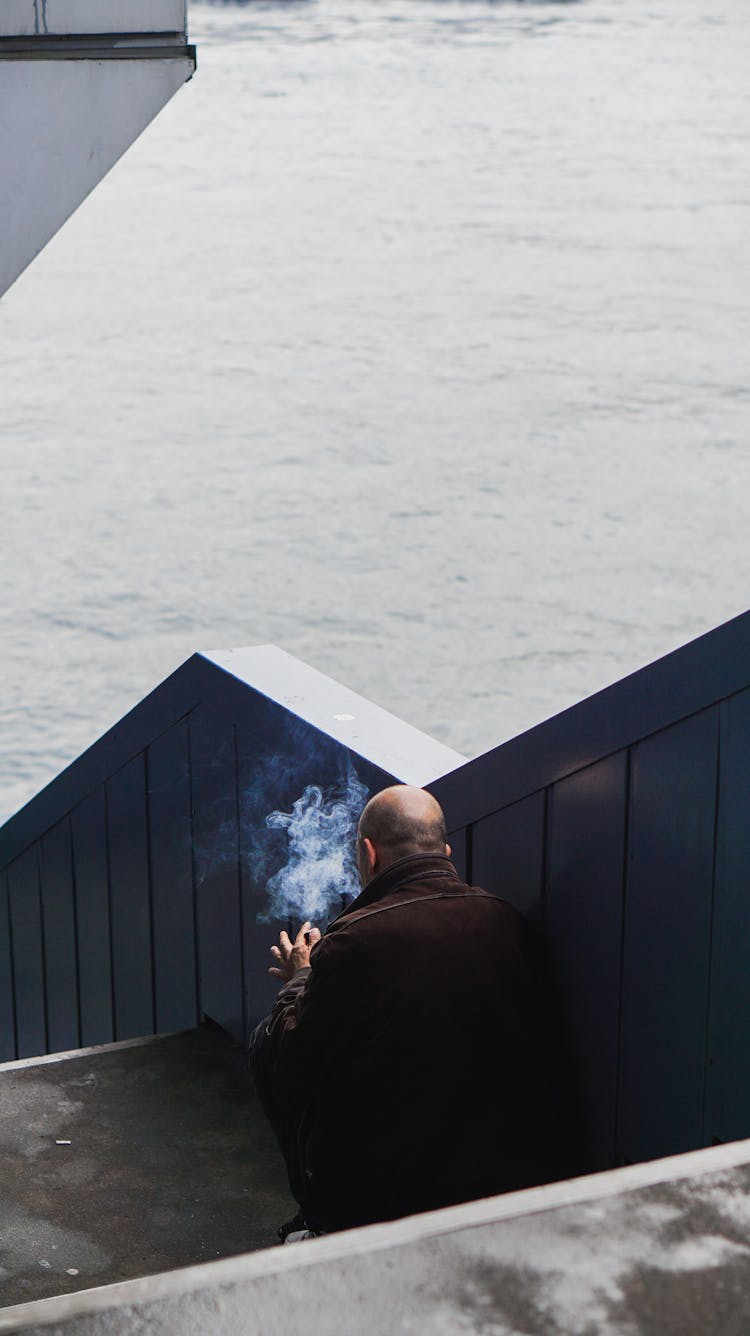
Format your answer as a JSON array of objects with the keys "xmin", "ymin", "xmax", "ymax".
[
  {"xmin": 3, "ymin": 612, "xmax": 750, "ymax": 1182},
  {"xmin": 432, "ymin": 610, "xmax": 750, "ymax": 1172},
  {"xmin": 0, "ymin": 657, "xmax": 394, "ymax": 1061}
]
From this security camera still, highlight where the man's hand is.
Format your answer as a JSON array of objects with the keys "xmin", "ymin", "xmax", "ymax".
[{"xmin": 269, "ymin": 921, "xmax": 322, "ymax": 983}]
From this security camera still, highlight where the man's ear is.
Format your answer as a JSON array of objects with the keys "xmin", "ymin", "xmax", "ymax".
[
  {"xmin": 445, "ymin": 843, "xmax": 452, "ymax": 858},
  {"xmin": 363, "ymin": 836, "xmax": 378, "ymax": 877}
]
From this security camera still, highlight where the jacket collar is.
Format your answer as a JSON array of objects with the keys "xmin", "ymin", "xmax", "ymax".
[{"xmin": 329, "ymin": 852, "xmax": 458, "ymax": 927}]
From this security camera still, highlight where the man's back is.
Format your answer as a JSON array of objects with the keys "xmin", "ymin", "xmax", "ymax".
[{"xmin": 251, "ymin": 853, "xmax": 556, "ymax": 1233}]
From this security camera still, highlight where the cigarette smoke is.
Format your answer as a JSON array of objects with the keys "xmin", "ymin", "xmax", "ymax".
[{"xmin": 259, "ymin": 760, "xmax": 368, "ymax": 924}]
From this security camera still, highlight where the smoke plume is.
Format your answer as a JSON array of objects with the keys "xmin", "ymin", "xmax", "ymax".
[{"xmin": 259, "ymin": 761, "xmax": 368, "ymax": 925}]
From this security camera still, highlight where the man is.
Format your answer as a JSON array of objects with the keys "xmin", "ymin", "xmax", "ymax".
[{"xmin": 249, "ymin": 784, "xmax": 557, "ymax": 1237}]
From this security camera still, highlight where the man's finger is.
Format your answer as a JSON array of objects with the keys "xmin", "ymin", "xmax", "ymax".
[
  {"xmin": 279, "ymin": 931, "xmax": 292, "ymax": 954},
  {"xmin": 269, "ymin": 966, "xmax": 285, "ymax": 979},
  {"xmin": 270, "ymin": 945, "xmax": 282, "ymax": 961},
  {"xmin": 308, "ymin": 927, "xmax": 322, "ymax": 945},
  {"xmin": 295, "ymin": 921, "xmax": 312, "ymax": 946}
]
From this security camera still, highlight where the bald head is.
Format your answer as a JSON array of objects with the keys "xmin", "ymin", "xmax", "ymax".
[{"xmin": 356, "ymin": 786, "xmax": 450, "ymax": 884}]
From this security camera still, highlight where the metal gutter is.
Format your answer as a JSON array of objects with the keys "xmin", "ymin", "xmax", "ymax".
[{"xmin": 0, "ymin": 32, "xmax": 195, "ymax": 61}]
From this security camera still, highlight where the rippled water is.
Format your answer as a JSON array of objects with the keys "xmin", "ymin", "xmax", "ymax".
[{"xmin": 1, "ymin": 0, "xmax": 749, "ymax": 823}]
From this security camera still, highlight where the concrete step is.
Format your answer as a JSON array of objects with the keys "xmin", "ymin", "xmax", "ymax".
[{"xmin": 0, "ymin": 1026, "xmax": 294, "ymax": 1308}]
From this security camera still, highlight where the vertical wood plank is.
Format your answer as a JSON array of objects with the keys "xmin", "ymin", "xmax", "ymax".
[
  {"xmin": 706, "ymin": 688, "xmax": 750, "ymax": 1143},
  {"xmin": 190, "ymin": 709, "xmax": 244, "ymax": 1042},
  {"xmin": 447, "ymin": 827, "xmax": 467, "ymax": 883},
  {"xmin": 236, "ymin": 727, "xmax": 290, "ymax": 1032},
  {"xmin": 0, "ymin": 870, "xmax": 16, "ymax": 1061},
  {"xmin": 471, "ymin": 792, "xmax": 546, "ymax": 921},
  {"xmin": 71, "ymin": 789, "xmax": 113, "ymax": 1046},
  {"xmin": 40, "ymin": 819, "xmax": 80, "ymax": 1053},
  {"xmin": 7, "ymin": 846, "xmax": 46, "ymax": 1058},
  {"xmin": 547, "ymin": 752, "xmax": 628, "ymax": 1171},
  {"xmin": 148, "ymin": 720, "xmax": 198, "ymax": 1034},
  {"xmin": 107, "ymin": 754, "xmax": 154, "ymax": 1040},
  {"xmin": 618, "ymin": 708, "xmax": 719, "ymax": 1163}
]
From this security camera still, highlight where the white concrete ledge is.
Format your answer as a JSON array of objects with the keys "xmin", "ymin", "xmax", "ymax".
[
  {"xmin": 4, "ymin": 1139, "xmax": 750, "ymax": 1333},
  {"xmin": 0, "ymin": 40, "xmax": 194, "ymax": 298},
  {"xmin": 204, "ymin": 646, "xmax": 465, "ymax": 788}
]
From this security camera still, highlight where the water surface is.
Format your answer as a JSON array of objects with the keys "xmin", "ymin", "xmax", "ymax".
[{"xmin": 1, "ymin": 0, "xmax": 749, "ymax": 821}]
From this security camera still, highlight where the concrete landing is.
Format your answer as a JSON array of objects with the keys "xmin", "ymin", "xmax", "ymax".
[
  {"xmin": 4, "ymin": 1137, "xmax": 750, "ymax": 1335},
  {"xmin": 0, "ymin": 1027, "xmax": 295, "ymax": 1309}
]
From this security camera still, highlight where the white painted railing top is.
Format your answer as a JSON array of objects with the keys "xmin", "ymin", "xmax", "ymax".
[{"xmin": 0, "ymin": 0, "xmax": 187, "ymax": 38}]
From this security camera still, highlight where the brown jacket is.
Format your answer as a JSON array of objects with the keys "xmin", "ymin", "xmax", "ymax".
[{"xmin": 249, "ymin": 853, "xmax": 556, "ymax": 1233}]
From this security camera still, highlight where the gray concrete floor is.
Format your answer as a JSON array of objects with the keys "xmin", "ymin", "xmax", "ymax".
[
  {"xmin": 0, "ymin": 1027, "xmax": 296, "ymax": 1309},
  {"xmin": 5, "ymin": 1138, "xmax": 750, "ymax": 1336}
]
